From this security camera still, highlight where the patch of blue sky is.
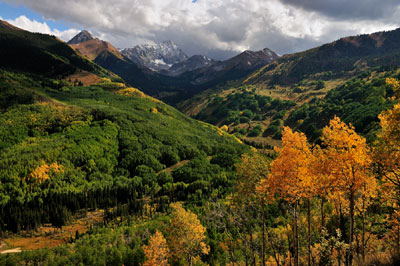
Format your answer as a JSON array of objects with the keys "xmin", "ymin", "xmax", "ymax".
[{"xmin": 0, "ymin": 1, "xmax": 70, "ymax": 30}]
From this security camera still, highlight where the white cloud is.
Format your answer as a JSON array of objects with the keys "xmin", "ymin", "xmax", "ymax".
[
  {"xmin": 5, "ymin": 15, "xmax": 80, "ymax": 42},
  {"xmin": 4, "ymin": 0, "xmax": 400, "ymax": 59}
]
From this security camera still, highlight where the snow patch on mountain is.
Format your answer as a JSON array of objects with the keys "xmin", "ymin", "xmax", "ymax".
[{"xmin": 121, "ymin": 41, "xmax": 188, "ymax": 71}]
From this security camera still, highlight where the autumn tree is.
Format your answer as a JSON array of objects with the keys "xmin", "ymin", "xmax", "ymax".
[
  {"xmin": 386, "ymin": 77, "xmax": 400, "ymax": 97},
  {"xmin": 375, "ymin": 103, "xmax": 400, "ymax": 189},
  {"xmin": 321, "ymin": 116, "xmax": 375, "ymax": 266},
  {"xmin": 143, "ymin": 230, "xmax": 170, "ymax": 266},
  {"xmin": 168, "ymin": 202, "xmax": 210, "ymax": 266},
  {"xmin": 235, "ymin": 153, "xmax": 270, "ymax": 266},
  {"xmin": 258, "ymin": 127, "xmax": 315, "ymax": 266},
  {"xmin": 311, "ymin": 145, "xmax": 336, "ymax": 231},
  {"xmin": 375, "ymin": 84, "xmax": 400, "ymax": 252}
]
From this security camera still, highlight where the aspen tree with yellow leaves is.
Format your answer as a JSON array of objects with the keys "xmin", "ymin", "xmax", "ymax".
[
  {"xmin": 258, "ymin": 127, "xmax": 315, "ymax": 266},
  {"xmin": 168, "ymin": 203, "xmax": 210, "ymax": 266},
  {"xmin": 374, "ymin": 79, "xmax": 400, "ymax": 253},
  {"xmin": 321, "ymin": 116, "xmax": 375, "ymax": 266},
  {"xmin": 143, "ymin": 230, "xmax": 170, "ymax": 266}
]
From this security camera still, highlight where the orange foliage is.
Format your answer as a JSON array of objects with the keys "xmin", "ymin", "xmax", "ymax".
[
  {"xmin": 143, "ymin": 230, "xmax": 170, "ymax": 266},
  {"xmin": 258, "ymin": 126, "xmax": 315, "ymax": 202}
]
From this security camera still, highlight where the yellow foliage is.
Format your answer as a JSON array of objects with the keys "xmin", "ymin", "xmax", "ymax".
[
  {"xmin": 168, "ymin": 203, "xmax": 209, "ymax": 265},
  {"xmin": 321, "ymin": 116, "xmax": 375, "ymax": 196},
  {"xmin": 30, "ymin": 114, "xmax": 38, "ymax": 123},
  {"xmin": 27, "ymin": 161, "xmax": 63, "ymax": 184},
  {"xmin": 116, "ymin": 87, "xmax": 146, "ymax": 98},
  {"xmin": 386, "ymin": 77, "xmax": 400, "ymax": 98},
  {"xmin": 236, "ymin": 153, "xmax": 269, "ymax": 202},
  {"xmin": 375, "ymin": 101, "xmax": 400, "ymax": 249},
  {"xmin": 142, "ymin": 203, "xmax": 157, "ymax": 219},
  {"xmin": 220, "ymin": 125, "xmax": 229, "ymax": 132},
  {"xmin": 258, "ymin": 126, "xmax": 315, "ymax": 202},
  {"xmin": 115, "ymin": 87, "xmax": 160, "ymax": 103},
  {"xmin": 376, "ymin": 104, "xmax": 400, "ymax": 188},
  {"xmin": 143, "ymin": 230, "xmax": 170, "ymax": 266}
]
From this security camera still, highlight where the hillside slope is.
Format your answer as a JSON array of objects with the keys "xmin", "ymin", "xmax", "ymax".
[
  {"xmin": 180, "ymin": 28, "xmax": 400, "ymax": 146},
  {"xmin": 0, "ymin": 25, "xmax": 247, "ymax": 233},
  {"xmin": 70, "ymin": 38, "xmax": 124, "ymax": 61},
  {"xmin": 0, "ymin": 20, "xmax": 109, "ymax": 79},
  {"xmin": 245, "ymin": 28, "xmax": 400, "ymax": 87}
]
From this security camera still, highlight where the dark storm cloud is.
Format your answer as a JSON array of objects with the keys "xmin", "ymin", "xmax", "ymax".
[{"xmin": 279, "ymin": 0, "xmax": 400, "ymax": 20}]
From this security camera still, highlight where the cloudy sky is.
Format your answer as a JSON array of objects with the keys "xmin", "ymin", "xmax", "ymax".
[{"xmin": 1, "ymin": 0, "xmax": 400, "ymax": 59}]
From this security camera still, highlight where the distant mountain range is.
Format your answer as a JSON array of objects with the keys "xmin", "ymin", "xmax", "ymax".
[
  {"xmin": 65, "ymin": 30, "xmax": 280, "ymax": 104},
  {"xmin": 179, "ymin": 48, "xmax": 279, "ymax": 85},
  {"xmin": 121, "ymin": 41, "xmax": 189, "ymax": 71},
  {"xmin": 118, "ymin": 40, "xmax": 279, "ymax": 78},
  {"xmin": 160, "ymin": 55, "xmax": 217, "ymax": 76}
]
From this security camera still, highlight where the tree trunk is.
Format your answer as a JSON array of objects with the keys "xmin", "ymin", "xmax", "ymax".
[
  {"xmin": 294, "ymin": 201, "xmax": 299, "ymax": 266},
  {"xmin": 244, "ymin": 231, "xmax": 249, "ymax": 266},
  {"xmin": 397, "ymin": 226, "xmax": 400, "ymax": 254},
  {"xmin": 261, "ymin": 200, "xmax": 266, "ymax": 266},
  {"xmin": 188, "ymin": 254, "xmax": 192, "ymax": 266},
  {"xmin": 287, "ymin": 228, "xmax": 292, "ymax": 266},
  {"xmin": 266, "ymin": 226, "xmax": 280, "ymax": 266},
  {"xmin": 228, "ymin": 235, "xmax": 235, "ymax": 266},
  {"xmin": 362, "ymin": 196, "xmax": 366, "ymax": 265},
  {"xmin": 347, "ymin": 191, "xmax": 355, "ymax": 266},
  {"xmin": 307, "ymin": 198, "xmax": 312, "ymax": 266},
  {"xmin": 249, "ymin": 226, "xmax": 256, "ymax": 266},
  {"xmin": 320, "ymin": 197, "xmax": 325, "ymax": 231}
]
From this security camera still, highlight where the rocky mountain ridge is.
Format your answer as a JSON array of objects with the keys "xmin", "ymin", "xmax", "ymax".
[
  {"xmin": 68, "ymin": 30, "xmax": 94, "ymax": 45},
  {"xmin": 121, "ymin": 41, "xmax": 189, "ymax": 71}
]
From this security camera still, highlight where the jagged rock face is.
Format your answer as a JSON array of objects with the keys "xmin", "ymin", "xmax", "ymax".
[
  {"xmin": 162, "ymin": 55, "xmax": 217, "ymax": 76},
  {"xmin": 68, "ymin": 30, "xmax": 94, "ymax": 45},
  {"xmin": 181, "ymin": 48, "xmax": 280, "ymax": 85},
  {"xmin": 227, "ymin": 48, "xmax": 280, "ymax": 68},
  {"xmin": 121, "ymin": 41, "xmax": 189, "ymax": 71}
]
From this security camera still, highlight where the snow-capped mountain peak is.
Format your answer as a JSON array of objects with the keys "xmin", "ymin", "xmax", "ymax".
[{"xmin": 121, "ymin": 40, "xmax": 188, "ymax": 71}]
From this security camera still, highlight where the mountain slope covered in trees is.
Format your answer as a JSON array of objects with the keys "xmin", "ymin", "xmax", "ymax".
[
  {"xmin": 0, "ymin": 24, "xmax": 247, "ymax": 235},
  {"xmin": 181, "ymin": 28, "xmax": 400, "ymax": 148}
]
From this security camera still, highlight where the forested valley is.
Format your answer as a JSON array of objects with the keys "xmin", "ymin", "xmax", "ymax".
[{"xmin": 2, "ymin": 19, "xmax": 400, "ymax": 266}]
